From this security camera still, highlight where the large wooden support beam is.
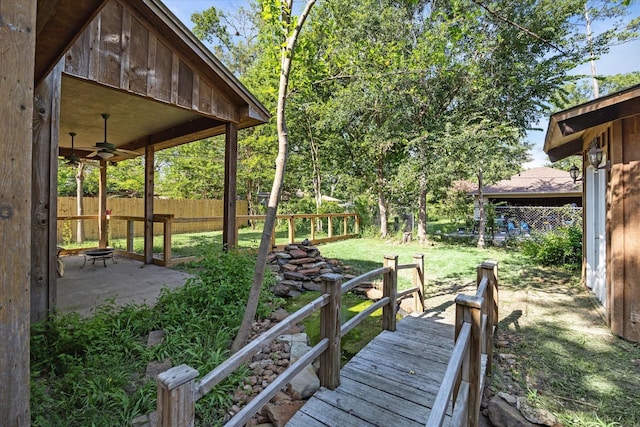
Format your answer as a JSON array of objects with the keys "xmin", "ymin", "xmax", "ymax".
[
  {"xmin": 144, "ymin": 141, "xmax": 154, "ymax": 264},
  {"xmin": 0, "ymin": 1, "xmax": 37, "ymax": 423},
  {"xmin": 98, "ymin": 160, "xmax": 108, "ymax": 248},
  {"xmin": 223, "ymin": 122, "xmax": 238, "ymax": 250},
  {"xmin": 31, "ymin": 60, "xmax": 63, "ymax": 322}
]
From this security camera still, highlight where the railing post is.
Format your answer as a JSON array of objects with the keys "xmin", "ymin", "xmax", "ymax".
[
  {"xmin": 355, "ymin": 214, "xmax": 360, "ymax": 234},
  {"xmin": 327, "ymin": 215, "xmax": 333, "ymax": 239},
  {"xmin": 382, "ymin": 255, "xmax": 398, "ymax": 332},
  {"xmin": 343, "ymin": 216, "xmax": 348, "ymax": 236},
  {"xmin": 126, "ymin": 220, "xmax": 134, "ymax": 253},
  {"xmin": 310, "ymin": 217, "xmax": 316, "ymax": 241},
  {"xmin": 480, "ymin": 260, "xmax": 498, "ymax": 376},
  {"xmin": 455, "ymin": 294, "xmax": 483, "ymax": 427},
  {"xmin": 163, "ymin": 215, "xmax": 173, "ymax": 267},
  {"xmin": 412, "ymin": 253, "xmax": 425, "ymax": 312},
  {"xmin": 319, "ymin": 273, "xmax": 343, "ymax": 390},
  {"xmin": 288, "ymin": 215, "xmax": 295, "ymax": 244},
  {"xmin": 157, "ymin": 364, "xmax": 199, "ymax": 427}
]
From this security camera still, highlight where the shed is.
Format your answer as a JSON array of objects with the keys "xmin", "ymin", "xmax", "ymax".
[{"xmin": 544, "ymin": 83, "xmax": 640, "ymax": 343}]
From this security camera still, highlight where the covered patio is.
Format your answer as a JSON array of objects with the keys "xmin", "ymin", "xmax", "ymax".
[{"xmin": 32, "ymin": 0, "xmax": 270, "ymax": 322}]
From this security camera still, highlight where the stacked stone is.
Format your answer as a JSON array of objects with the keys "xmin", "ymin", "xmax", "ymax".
[{"xmin": 267, "ymin": 241, "xmax": 346, "ymax": 298}]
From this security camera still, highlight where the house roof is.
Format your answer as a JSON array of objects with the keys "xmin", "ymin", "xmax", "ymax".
[
  {"xmin": 480, "ymin": 167, "xmax": 581, "ymax": 198},
  {"xmin": 54, "ymin": 0, "xmax": 270, "ymax": 161},
  {"xmin": 544, "ymin": 83, "xmax": 640, "ymax": 162}
]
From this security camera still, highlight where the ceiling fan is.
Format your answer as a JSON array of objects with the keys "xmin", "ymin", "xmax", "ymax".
[
  {"xmin": 82, "ymin": 113, "xmax": 139, "ymax": 160},
  {"xmin": 63, "ymin": 132, "xmax": 82, "ymax": 166}
]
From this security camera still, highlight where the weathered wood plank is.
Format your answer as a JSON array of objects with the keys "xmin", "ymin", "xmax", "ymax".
[
  {"xmin": 1, "ymin": 1, "xmax": 37, "ymax": 423},
  {"xmin": 289, "ymin": 395, "xmax": 374, "ymax": 426},
  {"xmin": 155, "ymin": 40, "xmax": 172, "ymax": 101},
  {"xmin": 129, "ymin": 16, "xmax": 149, "ymax": 93},
  {"xmin": 119, "ymin": 6, "xmax": 131, "ymax": 90},
  {"xmin": 178, "ymin": 59, "xmax": 193, "ymax": 107},
  {"xmin": 98, "ymin": 0, "xmax": 123, "ymax": 87}
]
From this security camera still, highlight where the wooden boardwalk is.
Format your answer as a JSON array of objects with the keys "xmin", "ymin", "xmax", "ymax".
[{"xmin": 286, "ymin": 313, "xmax": 457, "ymax": 426}]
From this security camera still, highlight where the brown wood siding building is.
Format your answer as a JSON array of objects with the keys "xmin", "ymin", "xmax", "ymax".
[{"xmin": 545, "ymin": 84, "xmax": 640, "ymax": 343}]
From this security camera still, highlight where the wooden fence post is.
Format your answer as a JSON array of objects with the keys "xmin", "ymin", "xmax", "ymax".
[
  {"xmin": 355, "ymin": 214, "xmax": 360, "ymax": 234},
  {"xmin": 412, "ymin": 253, "xmax": 425, "ymax": 312},
  {"xmin": 163, "ymin": 215, "xmax": 173, "ymax": 267},
  {"xmin": 157, "ymin": 364, "xmax": 199, "ymax": 427},
  {"xmin": 126, "ymin": 220, "xmax": 134, "ymax": 253},
  {"xmin": 310, "ymin": 217, "xmax": 316, "ymax": 241},
  {"xmin": 319, "ymin": 273, "xmax": 343, "ymax": 389},
  {"xmin": 288, "ymin": 216, "xmax": 295, "ymax": 244},
  {"xmin": 480, "ymin": 260, "xmax": 498, "ymax": 376},
  {"xmin": 382, "ymin": 255, "xmax": 398, "ymax": 332},
  {"xmin": 327, "ymin": 216, "xmax": 333, "ymax": 239},
  {"xmin": 343, "ymin": 216, "xmax": 348, "ymax": 236},
  {"xmin": 455, "ymin": 294, "xmax": 483, "ymax": 427}
]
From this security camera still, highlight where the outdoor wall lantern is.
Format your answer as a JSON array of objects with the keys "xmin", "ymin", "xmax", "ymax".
[{"xmin": 569, "ymin": 139, "xmax": 610, "ymax": 184}]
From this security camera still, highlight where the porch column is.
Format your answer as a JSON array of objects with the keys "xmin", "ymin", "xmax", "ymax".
[
  {"xmin": 0, "ymin": 0, "xmax": 37, "ymax": 423},
  {"xmin": 31, "ymin": 60, "xmax": 63, "ymax": 322},
  {"xmin": 144, "ymin": 141, "xmax": 154, "ymax": 264},
  {"xmin": 98, "ymin": 160, "xmax": 108, "ymax": 248},
  {"xmin": 223, "ymin": 122, "xmax": 238, "ymax": 250}
]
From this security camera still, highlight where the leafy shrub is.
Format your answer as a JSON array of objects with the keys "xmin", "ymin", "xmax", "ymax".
[
  {"xmin": 31, "ymin": 250, "xmax": 278, "ymax": 426},
  {"xmin": 521, "ymin": 225, "xmax": 582, "ymax": 268}
]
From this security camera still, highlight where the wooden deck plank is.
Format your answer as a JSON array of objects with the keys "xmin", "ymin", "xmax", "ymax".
[{"xmin": 286, "ymin": 315, "xmax": 457, "ymax": 427}]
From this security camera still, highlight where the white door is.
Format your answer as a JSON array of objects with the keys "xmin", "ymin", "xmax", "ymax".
[{"xmin": 585, "ymin": 162, "xmax": 607, "ymax": 307}]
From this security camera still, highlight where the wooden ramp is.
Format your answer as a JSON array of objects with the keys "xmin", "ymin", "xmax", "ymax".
[{"xmin": 286, "ymin": 314, "xmax": 456, "ymax": 427}]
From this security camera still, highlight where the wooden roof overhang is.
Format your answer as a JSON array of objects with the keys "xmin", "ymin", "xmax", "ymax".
[
  {"xmin": 544, "ymin": 84, "xmax": 640, "ymax": 162},
  {"xmin": 55, "ymin": 0, "xmax": 270, "ymax": 162}
]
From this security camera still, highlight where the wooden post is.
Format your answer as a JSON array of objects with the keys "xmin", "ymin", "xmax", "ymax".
[
  {"xmin": 31, "ymin": 60, "xmax": 62, "ymax": 322},
  {"xmin": 223, "ymin": 122, "xmax": 238, "ymax": 250},
  {"xmin": 382, "ymin": 255, "xmax": 398, "ymax": 331},
  {"xmin": 328, "ymin": 215, "xmax": 333, "ymax": 239},
  {"xmin": 157, "ymin": 364, "xmax": 199, "ymax": 427},
  {"xmin": 144, "ymin": 140, "xmax": 154, "ymax": 264},
  {"xmin": 412, "ymin": 253, "xmax": 425, "ymax": 313},
  {"xmin": 98, "ymin": 160, "xmax": 108, "ymax": 248},
  {"xmin": 163, "ymin": 215, "xmax": 174, "ymax": 267},
  {"xmin": 288, "ymin": 216, "xmax": 295, "ymax": 244},
  {"xmin": 343, "ymin": 216, "xmax": 348, "ymax": 236},
  {"xmin": 480, "ymin": 260, "xmax": 498, "ymax": 376},
  {"xmin": 319, "ymin": 273, "xmax": 342, "ymax": 389},
  {"xmin": 455, "ymin": 294, "xmax": 483, "ymax": 427},
  {"xmin": 355, "ymin": 214, "xmax": 360, "ymax": 234},
  {"xmin": 1, "ymin": 1, "xmax": 37, "ymax": 422},
  {"xmin": 310, "ymin": 217, "xmax": 316, "ymax": 241},
  {"xmin": 126, "ymin": 220, "xmax": 134, "ymax": 253}
]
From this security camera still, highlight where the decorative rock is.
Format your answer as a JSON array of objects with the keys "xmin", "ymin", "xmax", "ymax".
[
  {"xmin": 289, "ymin": 257, "xmax": 316, "ymax": 265},
  {"xmin": 517, "ymin": 398, "xmax": 559, "ymax": 426},
  {"xmin": 274, "ymin": 252, "xmax": 292, "ymax": 259},
  {"xmin": 265, "ymin": 401, "xmax": 304, "ymax": 427},
  {"xmin": 147, "ymin": 330, "xmax": 165, "ymax": 348},
  {"xmin": 498, "ymin": 392, "xmax": 517, "ymax": 405},
  {"xmin": 281, "ymin": 263, "xmax": 298, "ymax": 272},
  {"xmin": 270, "ymin": 307, "xmax": 290, "ymax": 322},
  {"xmin": 288, "ymin": 364, "xmax": 320, "ymax": 399},
  {"xmin": 298, "ymin": 267, "xmax": 321, "ymax": 276},
  {"xmin": 319, "ymin": 268, "xmax": 333, "ymax": 275},
  {"xmin": 283, "ymin": 271, "xmax": 307, "ymax": 281},
  {"xmin": 268, "ymin": 264, "xmax": 281, "ymax": 272},
  {"xmin": 145, "ymin": 358, "xmax": 172, "ymax": 380},
  {"xmin": 272, "ymin": 283, "xmax": 292, "ymax": 298},
  {"xmin": 285, "ymin": 245, "xmax": 299, "ymax": 251},
  {"xmin": 289, "ymin": 249, "xmax": 308, "ymax": 259},
  {"xmin": 301, "ymin": 238, "xmax": 311, "ymax": 246},
  {"xmin": 488, "ymin": 395, "xmax": 536, "ymax": 427},
  {"xmin": 302, "ymin": 281, "xmax": 322, "ymax": 292},
  {"xmin": 288, "ymin": 290, "xmax": 302, "ymax": 298},
  {"xmin": 279, "ymin": 280, "xmax": 303, "ymax": 291}
]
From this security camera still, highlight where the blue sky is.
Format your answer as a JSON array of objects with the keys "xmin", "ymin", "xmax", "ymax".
[{"xmin": 163, "ymin": 1, "xmax": 640, "ymax": 168}]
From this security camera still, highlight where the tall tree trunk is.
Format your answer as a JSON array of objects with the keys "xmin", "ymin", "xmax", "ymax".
[
  {"xmin": 377, "ymin": 160, "xmax": 388, "ymax": 238},
  {"xmin": 75, "ymin": 162, "xmax": 85, "ymax": 243},
  {"xmin": 476, "ymin": 168, "xmax": 486, "ymax": 249},
  {"xmin": 585, "ymin": 5, "xmax": 599, "ymax": 98},
  {"xmin": 307, "ymin": 117, "xmax": 323, "ymax": 231},
  {"xmin": 417, "ymin": 176, "xmax": 428, "ymax": 243},
  {"xmin": 231, "ymin": 0, "xmax": 316, "ymax": 353}
]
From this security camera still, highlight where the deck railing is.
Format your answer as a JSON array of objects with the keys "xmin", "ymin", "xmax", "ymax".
[
  {"xmin": 156, "ymin": 254, "xmax": 425, "ymax": 427},
  {"xmin": 427, "ymin": 260, "xmax": 499, "ymax": 427},
  {"xmin": 56, "ymin": 212, "xmax": 360, "ymax": 266}
]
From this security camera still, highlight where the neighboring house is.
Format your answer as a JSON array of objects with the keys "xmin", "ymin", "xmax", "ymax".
[
  {"xmin": 472, "ymin": 167, "xmax": 582, "ymax": 233},
  {"xmin": 544, "ymin": 83, "xmax": 640, "ymax": 343}
]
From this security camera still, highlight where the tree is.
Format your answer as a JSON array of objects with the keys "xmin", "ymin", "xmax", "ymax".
[{"xmin": 231, "ymin": 0, "xmax": 316, "ymax": 352}]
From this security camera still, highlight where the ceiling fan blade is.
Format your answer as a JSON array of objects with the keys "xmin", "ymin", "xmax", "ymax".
[{"xmin": 87, "ymin": 151, "xmax": 99, "ymax": 158}]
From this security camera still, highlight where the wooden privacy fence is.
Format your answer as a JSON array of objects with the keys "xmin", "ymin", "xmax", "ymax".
[
  {"xmin": 427, "ymin": 260, "xmax": 499, "ymax": 427},
  {"xmin": 57, "ymin": 197, "xmax": 248, "ymax": 241},
  {"xmin": 156, "ymin": 254, "xmax": 425, "ymax": 426}
]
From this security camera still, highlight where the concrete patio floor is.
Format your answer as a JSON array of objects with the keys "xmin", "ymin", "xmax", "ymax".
[{"xmin": 57, "ymin": 253, "xmax": 193, "ymax": 317}]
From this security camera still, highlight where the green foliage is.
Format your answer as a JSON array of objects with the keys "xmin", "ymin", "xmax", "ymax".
[
  {"xmin": 31, "ymin": 250, "xmax": 278, "ymax": 426},
  {"xmin": 521, "ymin": 226, "xmax": 582, "ymax": 268}
]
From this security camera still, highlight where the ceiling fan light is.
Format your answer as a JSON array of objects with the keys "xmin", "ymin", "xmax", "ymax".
[{"xmin": 97, "ymin": 151, "xmax": 115, "ymax": 159}]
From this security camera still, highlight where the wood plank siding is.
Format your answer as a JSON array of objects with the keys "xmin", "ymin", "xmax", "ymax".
[{"xmin": 63, "ymin": 0, "xmax": 237, "ymax": 123}]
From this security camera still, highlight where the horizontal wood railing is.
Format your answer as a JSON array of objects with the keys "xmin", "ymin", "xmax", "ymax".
[
  {"xmin": 156, "ymin": 254, "xmax": 425, "ymax": 427},
  {"xmin": 427, "ymin": 260, "xmax": 499, "ymax": 427}
]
